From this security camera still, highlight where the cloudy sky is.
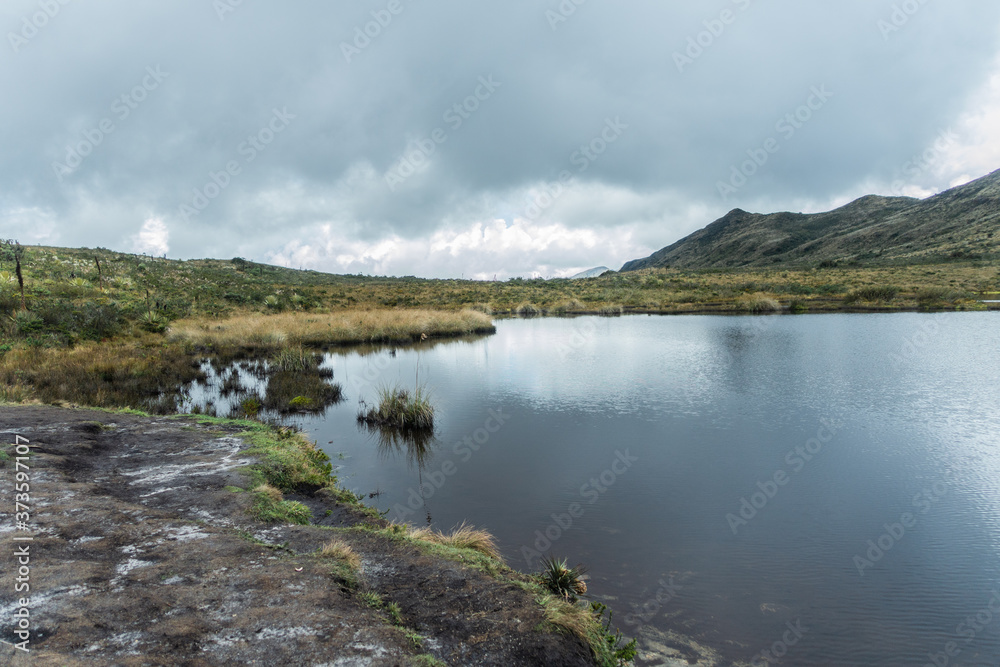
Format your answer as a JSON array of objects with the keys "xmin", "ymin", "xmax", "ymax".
[{"xmin": 2, "ymin": 1, "xmax": 1000, "ymax": 279}]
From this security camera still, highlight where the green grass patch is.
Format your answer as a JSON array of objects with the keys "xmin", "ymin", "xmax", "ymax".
[{"xmin": 248, "ymin": 485, "xmax": 311, "ymax": 524}]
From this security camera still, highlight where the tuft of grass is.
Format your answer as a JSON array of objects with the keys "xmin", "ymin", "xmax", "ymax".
[
  {"xmin": 552, "ymin": 298, "xmax": 587, "ymax": 315},
  {"xmin": 407, "ymin": 521, "xmax": 501, "ymax": 561},
  {"xmin": 539, "ymin": 556, "xmax": 588, "ymax": 600},
  {"xmin": 248, "ymin": 484, "xmax": 311, "ymax": 524},
  {"xmin": 538, "ymin": 597, "xmax": 637, "ymax": 667},
  {"xmin": 738, "ymin": 293, "xmax": 781, "ymax": 313},
  {"xmin": 412, "ymin": 654, "xmax": 447, "ymax": 667},
  {"xmin": 357, "ymin": 384, "xmax": 434, "ymax": 431},
  {"xmin": 516, "ymin": 302, "xmax": 542, "ymax": 317},
  {"xmin": 403, "ymin": 629, "xmax": 425, "ymax": 650},
  {"xmin": 317, "ymin": 538, "xmax": 362, "ymax": 571}
]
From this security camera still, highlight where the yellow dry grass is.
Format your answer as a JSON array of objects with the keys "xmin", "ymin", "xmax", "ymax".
[
  {"xmin": 167, "ymin": 309, "xmax": 494, "ymax": 350},
  {"xmin": 407, "ymin": 521, "xmax": 501, "ymax": 560},
  {"xmin": 318, "ymin": 539, "xmax": 362, "ymax": 570}
]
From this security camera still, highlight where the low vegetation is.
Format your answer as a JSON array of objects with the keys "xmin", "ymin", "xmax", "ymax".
[
  {"xmin": 537, "ymin": 595, "xmax": 638, "ymax": 666},
  {"xmin": 540, "ymin": 556, "xmax": 588, "ymax": 600},
  {"xmin": 407, "ymin": 521, "xmax": 502, "ymax": 561},
  {"xmin": 168, "ymin": 309, "xmax": 495, "ymax": 352},
  {"xmin": 357, "ymin": 384, "xmax": 435, "ymax": 431}
]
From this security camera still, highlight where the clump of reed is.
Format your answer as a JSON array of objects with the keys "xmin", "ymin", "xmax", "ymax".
[{"xmin": 357, "ymin": 384, "xmax": 434, "ymax": 431}]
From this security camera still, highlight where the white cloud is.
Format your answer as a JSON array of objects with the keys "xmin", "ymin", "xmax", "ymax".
[
  {"xmin": 129, "ymin": 218, "xmax": 169, "ymax": 256},
  {"xmin": 266, "ymin": 217, "xmax": 651, "ymax": 280}
]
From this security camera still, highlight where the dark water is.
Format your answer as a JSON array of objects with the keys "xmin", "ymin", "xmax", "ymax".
[{"xmin": 199, "ymin": 313, "xmax": 1000, "ymax": 665}]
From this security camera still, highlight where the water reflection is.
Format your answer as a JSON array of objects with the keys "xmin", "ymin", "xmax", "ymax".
[{"xmin": 359, "ymin": 422, "xmax": 436, "ymax": 469}]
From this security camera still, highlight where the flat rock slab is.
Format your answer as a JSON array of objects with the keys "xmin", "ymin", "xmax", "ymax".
[{"xmin": 0, "ymin": 406, "xmax": 593, "ymax": 666}]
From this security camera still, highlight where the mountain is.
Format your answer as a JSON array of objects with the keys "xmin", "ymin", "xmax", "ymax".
[
  {"xmin": 621, "ymin": 168, "xmax": 1000, "ymax": 271},
  {"xmin": 568, "ymin": 266, "xmax": 611, "ymax": 279}
]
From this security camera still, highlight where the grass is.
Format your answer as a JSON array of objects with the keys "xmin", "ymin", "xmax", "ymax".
[
  {"xmin": 345, "ymin": 522, "xmax": 508, "ymax": 577},
  {"xmin": 317, "ymin": 538, "xmax": 362, "ymax": 570},
  {"xmin": 357, "ymin": 384, "xmax": 435, "ymax": 431},
  {"xmin": 248, "ymin": 483, "xmax": 312, "ymax": 524},
  {"xmin": 0, "ymin": 337, "xmax": 205, "ymax": 413},
  {"xmin": 407, "ymin": 521, "xmax": 502, "ymax": 560},
  {"xmin": 538, "ymin": 596, "xmax": 638, "ymax": 667},
  {"xmin": 539, "ymin": 556, "xmax": 588, "ymax": 600},
  {"xmin": 316, "ymin": 538, "xmax": 363, "ymax": 589},
  {"xmin": 737, "ymin": 292, "xmax": 781, "ymax": 313},
  {"xmin": 168, "ymin": 309, "xmax": 495, "ymax": 351},
  {"xmin": 844, "ymin": 285, "xmax": 900, "ymax": 303}
]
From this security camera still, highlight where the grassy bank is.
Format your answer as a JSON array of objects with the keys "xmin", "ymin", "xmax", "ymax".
[
  {"xmin": 196, "ymin": 413, "xmax": 635, "ymax": 665},
  {"xmin": 1, "ymin": 244, "xmax": 996, "ymax": 349}
]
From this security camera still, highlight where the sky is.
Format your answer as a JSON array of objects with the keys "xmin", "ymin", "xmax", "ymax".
[{"xmin": 2, "ymin": 1, "xmax": 1000, "ymax": 279}]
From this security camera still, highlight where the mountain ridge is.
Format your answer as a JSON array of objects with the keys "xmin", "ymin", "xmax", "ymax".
[{"xmin": 621, "ymin": 169, "xmax": 1000, "ymax": 271}]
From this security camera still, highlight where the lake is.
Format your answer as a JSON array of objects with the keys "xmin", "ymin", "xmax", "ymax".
[{"xmin": 196, "ymin": 313, "xmax": 1000, "ymax": 665}]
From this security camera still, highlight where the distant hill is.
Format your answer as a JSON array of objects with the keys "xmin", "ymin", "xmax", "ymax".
[
  {"xmin": 568, "ymin": 266, "xmax": 611, "ymax": 279},
  {"xmin": 621, "ymin": 168, "xmax": 1000, "ymax": 271}
]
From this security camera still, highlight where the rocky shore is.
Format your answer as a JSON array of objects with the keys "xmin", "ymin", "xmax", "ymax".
[{"xmin": 0, "ymin": 406, "xmax": 596, "ymax": 666}]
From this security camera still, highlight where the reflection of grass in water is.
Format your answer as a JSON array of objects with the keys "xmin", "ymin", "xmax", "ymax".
[
  {"xmin": 262, "ymin": 369, "xmax": 343, "ymax": 414},
  {"xmin": 359, "ymin": 420, "xmax": 435, "ymax": 469}
]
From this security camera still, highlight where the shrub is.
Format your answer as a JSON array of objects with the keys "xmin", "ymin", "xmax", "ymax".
[{"xmin": 10, "ymin": 310, "xmax": 44, "ymax": 336}]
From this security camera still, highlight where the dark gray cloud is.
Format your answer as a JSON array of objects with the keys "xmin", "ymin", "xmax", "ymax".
[{"xmin": 1, "ymin": 0, "xmax": 998, "ymax": 276}]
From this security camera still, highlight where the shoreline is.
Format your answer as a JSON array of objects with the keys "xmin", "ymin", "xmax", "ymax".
[{"xmin": 0, "ymin": 405, "xmax": 629, "ymax": 665}]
